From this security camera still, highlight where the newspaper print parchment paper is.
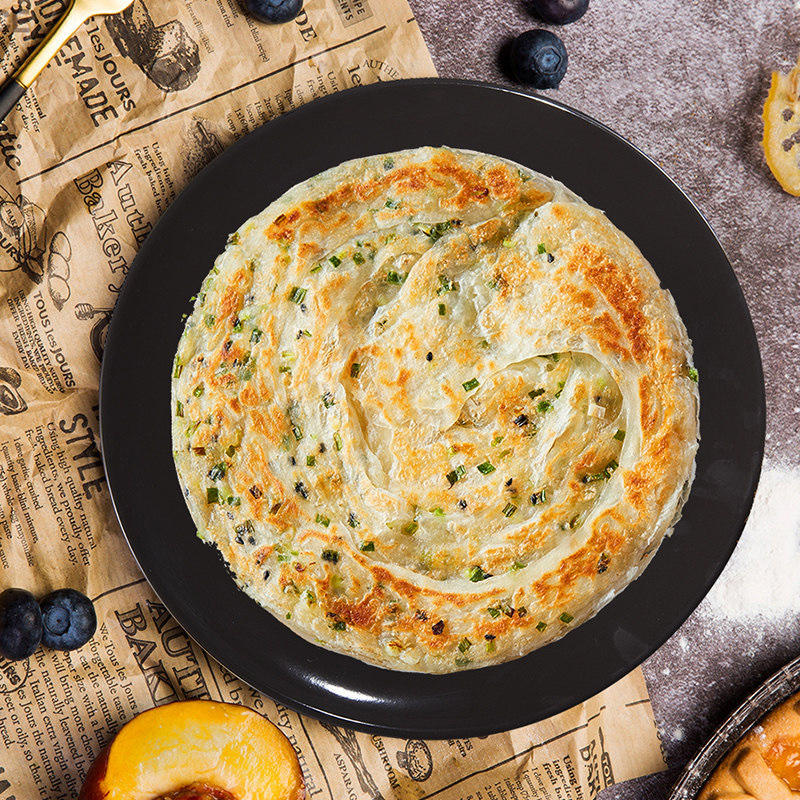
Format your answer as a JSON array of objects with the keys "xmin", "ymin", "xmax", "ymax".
[{"xmin": 0, "ymin": 0, "xmax": 666, "ymax": 797}]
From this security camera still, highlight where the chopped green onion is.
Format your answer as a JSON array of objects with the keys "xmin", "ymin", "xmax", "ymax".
[
  {"xmin": 502, "ymin": 238, "xmax": 514, "ymax": 248},
  {"xmin": 228, "ymin": 232, "xmax": 240, "ymax": 245},
  {"xmin": 384, "ymin": 198, "xmax": 400, "ymax": 209},
  {"xmin": 480, "ymin": 339, "xmax": 490, "ymax": 348},
  {"xmin": 458, "ymin": 637, "xmax": 472, "ymax": 652},
  {"xmin": 510, "ymin": 560, "xmax": 526, "ymax": 571},
  {"xmin": 333, "ymin": 432, "xmax": 343, "ymax": 451},
  {"xmin": 386, "ymin": 270, "xmax": 405, "ymax": 284},
  {"xmin": 321, "ymin": 549, "xmax": 339, "ymax": 563},
  {"xmin": 232, "ymin": 318, "xmax": 243, "ymax": 332},
  {"xmin": 278, "ymin": 365, "xmax": 292, "ymax": 374},
  {"xmin": 584, "ymin": 459, "xmax": 619, "ymax": 482},
  {"xmin": 462, "ymin": 377, "xmax": 479, "ymax": 392},
  {"xmin": 502, "ymin": 503, "xmax": 517, "ymax": 518},
  {"xmin": 486, "ymin": 638, "xmax": 496, "ymax": 653},
  {"xmin": 350, "ymin": 363, "xmax": 361, "ymax": 378},
  {"xmin": 352, "ymin": 251, "xmax": 365, "ymax": 265},
  {"xmin": 446, "ymin": 464, "xmax": 467, "ymax": 487},
  {"xmin": 299, "ymin": 329, "xmax": 312, "ymax": 338},
  {"xmin": 688, "ymin": 367, "xmax": 699, "ymax": 382},
  {"xmin": 468, "ymin": 565, "xmax": 490, "ymax": 582},
  {"xmin": 206, "ymin": 487, "xmax": 220, "ymax": 504},
  {"xmin": 204, "ymin": 314, "xmax": 215, "ymax": 328},
  {"xmin": 559, "ymin": 612, "xmax": 574, "ymax": 624},
  {"xmin": 491, "ymin": 435, "xmax": 504, "ymax": 446},
  {"xmin": 315, "ymin": 513, "xmax": 330, "ymax": 527},
  {"xmin": 329, "ymin": 255, "xmax": 342, "ymax": 267},
  {"xmin": 360, "ymin": 540, "xmax": 375, "ymax": 552},
  {"xmin": 477, "ymin": 461, "xmax": 495, "ymax": 475},
  {"xmin": 250, "ymin": 328, "xmax": 262, "ymax": 343},
  {"xmin": 438, "ymin": 303, "xmax": 446, "ymax": 316},
  {"xmin": 537, "ymin": 400, "xmax": 552, "ymax": 413},
  {"xmin": 288, "ymin": 286, "xmax": 307, "ymax": 304},
  {"xmin": 226, "ymin": 444, "xmax": 237, "ymax": 457},
  {"xmin": 487, "ymin": 607, "xmax": 501, "ymax": 618},
  {"xmin": 306, "ymin": 455, "xmax": 316, "ymax": 467},
  {"xmin": 401, "ymin": 521, "xmax": 419, "ymax": 536},
  {"xmin": 332, "ymin": 620, "xmax": 346, "ymax": 631},
  {"xmin": 348, "ymin": 513, "xmax": 359, "ymax": 528},
  {"xmin": 310, "ymin": 263, "xmax": 323, "ymax": 273},
  {"xmin": 193, "ymin": 384, "xmax": 204, "ymax": 397},
  {"xmin": 291, "ymin": 423, "xmax": 303, "ymax": 441},
  {"xmin": 176, "ymin": 401, "xmax": 184, "ymax": 417},
  {"xmin": 614, "ymin": 429, "xmax": 626, "ymax": 441},
  {"xmin": 383, "ymin": 157, "xmax": 394, "ymax": 170},
  {"xmin": 583, "ymin": 472, "xmax": 605, "ymax": 483},
  {"xmin": 173, "ymin": 362, "xmax": 183, "ymax": 379},
  {"xmin": 555, "ymin": 380, "xmax": 565, "ymax": 398},
  {"xmin": 455, "ymin": 655, "xmax": 471, "ymax": 667},
  {"xmin": 528, "ymin": 388, "xmax": 545, "ymax": 399},
  {"xmin": 530, "ymin": 489, "xmax": 547, "ymax": 505},
  {"xmin": 208, "ymin": 463, "xmax": 226, "ymax": 480},
  {"xmin": 241, "ymin": 369, "xmax": 253, "ymax": 381},
  {"xmin": 436, "ymin": 274, "xmax": 456, "ymax": 295},
  {"xmin": 427, "ymin": 220, "xmax": 453, "ymax": 242},
  {"xmin": 537, "ymin": 243, "xmax": 546, "ymax": 254},
  {"xmin": 431, "ymin": 507, "xmax": 445, "ymax": 517},
  {"xmin": 322, "ymin": 392, "xmax": 335, "ymax": 408},
  {"xmin": 536, "ymin": 621, "xmax": 547, "ymax": 632}
]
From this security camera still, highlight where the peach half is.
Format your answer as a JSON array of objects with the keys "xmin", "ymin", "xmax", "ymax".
[{"xmin": 78, "ymin": 700, "xmax": 305, "ymax": 800}]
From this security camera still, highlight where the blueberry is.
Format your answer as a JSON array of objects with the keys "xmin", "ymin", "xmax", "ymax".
[
  {"xmin": 40, "ymin": 589, "xmax": 96, "ymax": 651},
  {"xmin": 243, "ymin": 0, "xmax": 303, "ymax": 24},
  {"xmin": 0, "ymin": 589, "xmax": 42, "ymax": 661},
  {"xmin": 529, "ymin": 0, "xmax": 588, "ymax": 25},
  {"xmin": 510, "ymin": 30, "xmax": 568, "ymax": 90}
]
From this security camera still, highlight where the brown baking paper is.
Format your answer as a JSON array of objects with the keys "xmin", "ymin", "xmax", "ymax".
[{"xmin": 0, "ymin": 0, "xmax": 666, "ymax": 796}]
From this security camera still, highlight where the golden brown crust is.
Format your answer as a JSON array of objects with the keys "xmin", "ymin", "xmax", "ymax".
[
  {"xmin": 699, "ymin": 690, "xmax": 800, "ymax": 799},
  {"xmin": 171, "ymin": 147, "xmax": 698, "ymax": 672}
]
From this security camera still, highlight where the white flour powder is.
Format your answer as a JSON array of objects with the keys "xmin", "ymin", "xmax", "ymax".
[{"xmin": 702, "ymin": 464, "xmax": 800, "ymax": 623}]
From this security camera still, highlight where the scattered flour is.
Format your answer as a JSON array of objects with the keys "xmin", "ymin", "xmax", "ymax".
[{"xmin": 702, "ymin": 464, "xmax": 800, "ymax": 623}]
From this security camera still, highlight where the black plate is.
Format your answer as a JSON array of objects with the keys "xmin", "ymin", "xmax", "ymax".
[
  {"xmin": 100, "ymin": 79, "xmax": 765, "ymax": 738},
  {"xmin": 670, "ymin": 653, "xmax": 800, "ymax": 799}
]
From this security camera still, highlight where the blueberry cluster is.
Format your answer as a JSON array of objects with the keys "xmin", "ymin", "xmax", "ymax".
[
  {"xmin": 0, "ymin": 588, "xmax": 96, "ymax": 661},
  {"xmin": 509, "ymin": 0, "xmax": 590, "ymax": 90},
  {"xmin": 242, "ymin": 0, "xmax": 303, "ymax": 24}
]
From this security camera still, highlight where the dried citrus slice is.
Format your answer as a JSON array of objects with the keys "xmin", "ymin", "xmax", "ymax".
[{"xmin": 762, "ymin": 51, "xmax": 800, "ymax": 195}]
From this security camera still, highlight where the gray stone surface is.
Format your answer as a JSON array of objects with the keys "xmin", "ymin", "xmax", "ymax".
[{"xmin": 408, "ymin": 1, "xmax": 800, "ymax": 797}]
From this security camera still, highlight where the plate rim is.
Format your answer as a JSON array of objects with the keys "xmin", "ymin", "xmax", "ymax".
[{"xmin": 99, "ymin": 77, "xmax": 766, "ymax": 738}]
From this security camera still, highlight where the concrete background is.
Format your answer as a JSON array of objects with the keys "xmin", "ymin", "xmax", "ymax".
[{"xmin": 408, "ymin": 1, "xmax": 800, "ymax": 797}]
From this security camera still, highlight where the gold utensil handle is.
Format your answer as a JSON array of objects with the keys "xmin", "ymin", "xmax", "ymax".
[
  {"xmin": 0, "ymin": 79, "xmax": 26, "ymax": 121},
  {"xmin": 13, "ymin": 0, "xmax": 88, "ymax": 89}
]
